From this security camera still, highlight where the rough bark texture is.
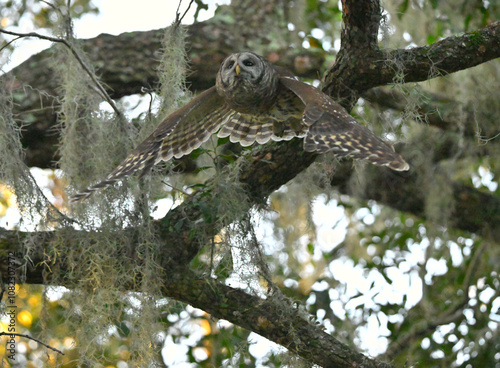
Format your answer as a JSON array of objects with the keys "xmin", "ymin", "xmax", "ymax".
[
  {"xmin": 324, "ymin": 4, "xmax": 500, "ymax": 108},
  {"xmin": 1, "ymin": 0, "xmax": 500, "ymax": 366},
  {"xmin": 165, "ymin": 269, "xmax": 394, "ymax": 368}
]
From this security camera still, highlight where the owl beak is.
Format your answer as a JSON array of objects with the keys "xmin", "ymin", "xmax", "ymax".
[{"xmin": 235, "ymin": 64, "xmax": 241, "ymax": 75}]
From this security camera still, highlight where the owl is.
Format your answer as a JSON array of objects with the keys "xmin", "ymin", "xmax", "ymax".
[{"xmin": 71, "ymin": 52, "xmax": 409, "ymax": 202}]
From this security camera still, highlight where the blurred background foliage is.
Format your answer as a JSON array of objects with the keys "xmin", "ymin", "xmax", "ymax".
[
  {"xmin": 1, "ymin": 0, "xmax": 499, "ymax": 367},
  {"xmin": 0, "ymin": 0, "xmax": 97, "ymax": 29}
]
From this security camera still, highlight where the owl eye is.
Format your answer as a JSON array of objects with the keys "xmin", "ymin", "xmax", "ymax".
[
  {"xmin": 242, "ymin": 59, "xmax": 254, "ymax": 67},
  {"xmin": 226, "ymin": 60, "xmax": 235, "ymax": 69}
]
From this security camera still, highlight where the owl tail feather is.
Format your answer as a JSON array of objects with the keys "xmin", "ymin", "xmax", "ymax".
[{"xmin": 70, "ymin": 142, "xmax": 161, "ymax": 203}]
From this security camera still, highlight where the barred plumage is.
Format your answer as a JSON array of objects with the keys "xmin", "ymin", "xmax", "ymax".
[
  {"xmin": 71, "ymin": 52, "xmax": 408, "ymax": 202},
  {"xmin": 70, "ymin": 140, "xmax": 161, "ymax": 202},
  {"xmin": 279, "ymin": 77, "xmax": 410, "ymax": 171}
]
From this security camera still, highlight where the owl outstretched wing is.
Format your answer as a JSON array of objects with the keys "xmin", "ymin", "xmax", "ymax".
[
  {"xmin": 279, "ymin": 77, "xmax": 410, "ymax": 171},
  {"xmin": 71, "ymin": 87, "xmax": 233, "ymax": 202}
]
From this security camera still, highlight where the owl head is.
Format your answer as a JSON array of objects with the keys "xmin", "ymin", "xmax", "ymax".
[{"xmin": 216, "ymin": 52, "xmax": 279, "ymax": 114}]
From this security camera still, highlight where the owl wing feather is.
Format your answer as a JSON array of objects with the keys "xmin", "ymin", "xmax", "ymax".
[
  {"xmin": 279, "ymin": 77, "xmax": 410, "ymax": 171},
  {"xmin": 217, "ymin": 114, "xmax": 277, "ymax": 147},
  {"xmin": 71, "ymin": 87, "xmax": 232, "ymax": 202}
]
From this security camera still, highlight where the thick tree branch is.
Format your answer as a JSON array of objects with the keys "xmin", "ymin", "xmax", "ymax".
[
  {"xmin": 165, "ymin": 269, "xmax": 394, "ymax": 368},
  {"xmin": 0, "ymin": 229, "xmax": 393, "ymax": 368},
  {"xmin": 324, "ymin": 19, "xmax": 500, "ymax": 107},
  {"xmin": 380, "ymin": 21, "xmax": 500, "ymax": 85},
  {"xmin": 339, "ymin": 0, "xmax": 381, "ymax": 52}
]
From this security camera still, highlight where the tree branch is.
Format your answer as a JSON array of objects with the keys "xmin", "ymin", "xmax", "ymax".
[
  {"xmin": 339, "ymin": 0, "xmax": 382, "ymax": 52},
  {"xmin": 380, "ymin": 21, "xmax": 500, "ymax": 85},
  {"xmin": 0, "ymin": 230, "xmax": 393, "ymax": 368},
  {"xmin": 324, "ymin": 19, "xmax": 500, "ymax": 106},
  {"xmin": 165, "ymin": 268, "xmax": 394, "ymax": 368},
  {"xmin": 0, "ymin": 28, "xmax": 123, "ymax": 119}
]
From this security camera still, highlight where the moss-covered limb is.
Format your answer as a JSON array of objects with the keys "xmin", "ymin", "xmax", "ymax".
[
  {"xmin": 0, "ymin": 227, "xmax": 142, "ymax": 285},
  {"xmin": 363, "ymin": 87, "xmax": 480, "ymax": 137},
  {"xmin": 164, "ymin": 268, "xmax": 395, "ymax": 368},
  {"xmin": 380, "ymin": 21, "xmax": 500, "ymax": 84},
  {"xmin": 325, "ymin": 20, "xmax": 500, "ymax": 103},
  {"xmin": 0, "ymin": 229, "xmax": 393, "ymax": 368}
]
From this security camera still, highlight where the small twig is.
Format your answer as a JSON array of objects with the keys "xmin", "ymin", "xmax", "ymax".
[
  {"xmin": 0, "ymin": 28, "xmax": 123, "ymax": 119},
  {"xmin": 160, "ymin": 179, "xmax": 195, "ymax": 198},
  {"xmin": 12, "ymin": 106, "xmax": 57, "ymax": 117},
  {"xmin": 0, "ymin": 36, "xmax": 23, "ymax": 53},
  {"xmin": 175, "ymin": 0, "xmax": 195, "ymax": 25},
  {"xmin": 141, "ymin": 87, "xmax": 155, "ymax": 120},
  {"xmin": 175, "ymin": 0, "xmax": 183, "ymax": 18},
  {"xmin": 0, "ymin": 332, "xmax": 64, "ymax": 355},
  {"xmin": 39, "ymin": 0, "xmax": 58, "ymax": 11}
]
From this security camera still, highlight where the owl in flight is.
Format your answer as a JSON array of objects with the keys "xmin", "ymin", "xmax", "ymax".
[{"xmin": 71, "ymin": 52, "xmax": 409, "ymax": 202}]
